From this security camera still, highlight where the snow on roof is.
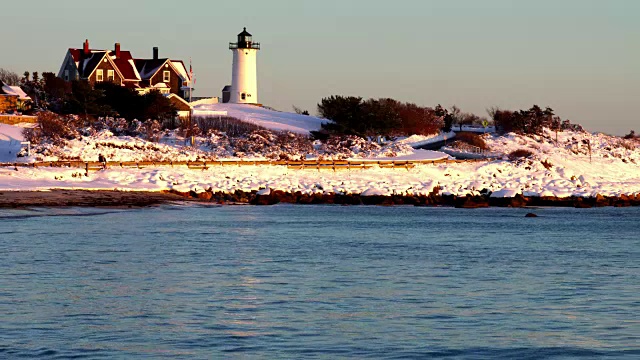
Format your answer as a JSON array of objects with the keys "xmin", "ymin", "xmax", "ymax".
[
  {"xmin": 127, "ymin": 59, "xmax": 142, "ymax": 81},
  {"xmin": 1, "ymin": 83, "xmax": 31, "ymax": 100},
  {"xmin": 171, "ymin": 60, "xmax": 190, "ymax": 81},
  {"xmin": 135, "ymin": 59, "xmax": 168, "ymax": 80}
]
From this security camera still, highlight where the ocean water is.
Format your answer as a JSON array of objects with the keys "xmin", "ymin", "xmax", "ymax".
[{"xmin": 0, "ymin": 205, "xmax": 638, "ymax": 359}]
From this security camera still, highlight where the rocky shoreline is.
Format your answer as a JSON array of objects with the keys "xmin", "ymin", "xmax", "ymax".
[
  {"xmin": 168, "ymin": 188, "xmax": 640, "ymax": 208},
  {"xmin": 1, "ymin": 189, "xmax": 639, "ymax": 209}
]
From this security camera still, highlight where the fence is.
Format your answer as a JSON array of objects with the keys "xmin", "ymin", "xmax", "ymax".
[
  {"xmin": 0, "ymin": 114, "xmax": 37, "ymax": 125},
  {"xmin": 0, "ymin": 158, "xmax": 489, "ymax": 175}
]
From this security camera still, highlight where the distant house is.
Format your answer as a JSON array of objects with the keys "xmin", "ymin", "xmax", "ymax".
[
  {"xmin": 0, "ymin": 81, "xmax": 31, "ymax": 113},
  {"xmin": 165, "ymin": 93, "xmax": 193, "ymax": 119},
  {"xmin": 135, "ymin": 47, "xmax": 192, "ymax": 99},
  {"xmin": 57, "ymin": 40, "xmax": 192, "ymax": 99}
]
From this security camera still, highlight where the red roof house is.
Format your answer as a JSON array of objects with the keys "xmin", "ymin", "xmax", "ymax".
[{"xmin": 58, "ymin": 40, "xmax": 192, "ymax": 99}]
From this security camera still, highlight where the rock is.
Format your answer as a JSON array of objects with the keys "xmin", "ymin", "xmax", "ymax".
[
  {"xmin": 510, "ymin": 194, "xmax": 529, "ymax": 208},
  {"xmin": 594, "ymin": 194, "xmax": 609, "ymax": 207},
  {"xmin": 574, "ymin": 197, "xmax": 592, "ymax": 208},
  {"xmin": 525, "ymin": 213, "xmax": 538, "ymax": 217},
  {"xmin": 455, "ymin": 195, "xmax": 489, "ymax": 208},
  {"xmin": 197, "ymin": 191, "xmax": 213, "ymax": 201}
]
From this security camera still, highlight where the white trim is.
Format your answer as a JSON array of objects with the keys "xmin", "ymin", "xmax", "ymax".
[
  {"xmin": 84, "ymin": 52, "xmax": 107, "ymax": 80},
  {"xmin": 146, "ymin": 59, "xmax": 188, "ymax": 83},
  {"xmin": 85, "ymin": 52, "xmax": 125, "ymax": 83}
]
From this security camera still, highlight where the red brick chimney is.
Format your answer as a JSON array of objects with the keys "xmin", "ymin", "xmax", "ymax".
[
  {"xmin": 115, "ymin": 43, "xmax": 121, "ymax": 59},
  {"xmin": 83, "ymin": 39, "xmax": 90, "ymax": 55}
]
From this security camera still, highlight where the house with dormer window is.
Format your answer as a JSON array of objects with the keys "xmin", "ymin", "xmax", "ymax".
[{"xmin": 58, "ymin": 40, "xmax": 192, "ymax": 99}]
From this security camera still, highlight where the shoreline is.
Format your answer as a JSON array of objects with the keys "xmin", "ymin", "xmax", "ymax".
[
  {"xmin": 1, "ymin": 189, "xmax": 639, "ymax": 208},
  {"xmin": 0, "ymin": 190, "xmax": 194, "ymax": 208}
]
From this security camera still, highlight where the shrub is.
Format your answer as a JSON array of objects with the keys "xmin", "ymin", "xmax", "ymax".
[
  {"xmin": 22, "ymin": 111, "xmax": 78, "ymax": 145},
  {"xmin": 195, "ymin": 116, "xmax": 266, "ymax": 137},
  {"xmin": 140, "ymin": 120, "xmax": 163, "ymax": 142},
  {"xmin": 623, "ymin": 130, "xmax": 636, "ymax": 139},
  {"xmin": 618, "ymin": 140, "xmax": 636, "ymax": 151},
  {"xmin": 453, "ymin": 132, "xmax": 488, "ymax": 150},
  {"xmin": 541, "ymin": 159, "xmax": 553, "ymax": 170},
  {"xmin": 317, "ymin": 95, "xmax": 443, "ymax": 137},
  {"xmin": 493, "ymin": 105, "xmax": 556, "ymax": 135},
  {"xmin": 508, "ymin": 149, "xmax": 534, "ymax": 161}
]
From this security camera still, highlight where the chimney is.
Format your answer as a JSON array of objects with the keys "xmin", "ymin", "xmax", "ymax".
[
  {"xmin": 114, "ymin": 43, "xmax": 121, "ymax": 59},
  {"xmin": 153, "ymin": 47, "xmax": 158, "ymax": 60},
  {"xmin": 83, "ymin": 39, "xmax": 90, "ymax": 55}
]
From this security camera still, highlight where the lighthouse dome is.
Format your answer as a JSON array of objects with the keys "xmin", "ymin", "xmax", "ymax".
[{"xmin": 237, "ymin": 27, "xmax": 252, "ymax": 45}]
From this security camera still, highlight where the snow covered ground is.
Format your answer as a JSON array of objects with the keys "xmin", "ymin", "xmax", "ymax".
[
  {"xmin": 1, "ymin": 122, "xmax": 639, "ymax": 198},
  {"xmin": 0, "ymin": 123, "xmax": 32, "ymax": 163},
  {"xmin": 192, "ymin": 103, "xmax": 327, "ymax": 134}
]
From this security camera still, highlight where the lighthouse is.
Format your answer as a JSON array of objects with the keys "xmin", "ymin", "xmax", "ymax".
[{"xmin": 229, "ymin": 27, "xmax": 260, "ymax": 104}]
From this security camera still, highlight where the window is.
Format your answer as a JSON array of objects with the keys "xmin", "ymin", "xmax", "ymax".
[
  {"xmin": 163, "ymin": 71, "xmax": 170, "ymax": 82},
  {"xmin": 241, "ymin": 93, "xmax": 246, "ymax": 100},
  {"xmin": 64, "ymin": 70, "xmax": 69, "ymax": 81},
  {"xmin": 96, "ymin": 69, "xmax": 103, "ymax": 82},
  {"xmin": 107, "ymin": 70, "xmax": 114, "ymax": 81},
  {"xmin": 160, "ymin": 88, "xmax": 170, "ymax": 94}
]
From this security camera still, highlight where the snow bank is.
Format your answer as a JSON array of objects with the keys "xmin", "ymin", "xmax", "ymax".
[
  {"xmin": 0, "ymin": 123, "xmax": 30, "ymax": 163},
  {"xmin": 193, "ymin": 103, "xmax": 327, "ymax": 134},
  {"xmin": 2, "ymin": 125, "xmax": 640, "ymax": 198}
]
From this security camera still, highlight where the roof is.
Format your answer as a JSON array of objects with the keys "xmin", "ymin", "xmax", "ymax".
[
  {"xmin": 171, "ymin": 60, "xmax": 189, "ymax": 82},
  {"xmin": 238, "ymin": 27, "xmax": 252, "ymax": 37},
  {"xmin": 222, "ymin": 85, "xmax": 232, "ymax": 92},
  {"xmin": 67, "ymin": 47, "xmax": 141, "ymax": 81},
  {"xmin": 0, "ymin": 82, "xmax": 31, "ymax": 100},
  {"xmin": 135, "ymin": 58, "xmax": 168, "ymax": 80},
  {"xmin": 164, "ymin": 93, "xmax": 192, "ymax": 110},
  {"xmin": 64, "ymin": 43, "xmax": 189, "ymax": 83},
  {"xmin": 134, "ymin": 58, "xmax": 191, "ymax": 82}
]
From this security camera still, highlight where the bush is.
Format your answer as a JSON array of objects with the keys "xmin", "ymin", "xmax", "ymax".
[
  {"xmin": 195, "ymin": 116, "xmax": 266, "ymax": 137},
  {"xmin": 317, "ymin": 95, "xmax": 443, "ymax": 137},
  {"xmin": 623, "ymin": 130, "xmax": 636, "ymax": 139},
  {"xmin": 22, "ymin": 111, "xmax": 78, "ymax": 145},
  {"xmin": 453, "ymin": 132, "xmax": 488, "ymax": 150},
  {"xmin": 508, "ymin": 149, "xmax": 534, "ymax": 161},
  {"xmin": 493, "ymin": 105, "xmax": 555, "ymax": 135}
]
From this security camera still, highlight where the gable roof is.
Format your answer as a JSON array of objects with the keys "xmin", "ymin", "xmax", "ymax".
[
  {"xmin": 0, "ymin": 81, "xmax": 31, "ymax": 100},
  {"xmin": 67, "ymin": 47, "xmax": 141, "ymax": 81},
  {"xmin": 135, "ymin": 58, "xmax": 169, "ymax": 80},
  {"xmin": 134, "ymin": 58, "xmax": 191, "ymax": 82},
  {"xmin": 61, "ymin": 42, "xmax": 189, "ymax": 84}
]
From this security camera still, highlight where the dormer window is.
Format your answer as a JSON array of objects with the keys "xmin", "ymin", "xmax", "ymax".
[
  {"xmin": 64, "ymin": 70, "xmax": 69, "ymax": 81},
  {"xmin": 163, "ymin": 71, "xmax": 170, "ymax": 83},
  {"xmin": 96, "ymin": 69, "xmax": 103, "ymax": 82}
]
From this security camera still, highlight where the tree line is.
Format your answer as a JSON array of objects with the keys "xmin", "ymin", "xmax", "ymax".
[
  {"xmin": 314, "ymin": 95, "xmax": 488, "ymax": 138},
  {"xmin": 1, "ymin": 68, "xmax": 176, "ymax": 125}
]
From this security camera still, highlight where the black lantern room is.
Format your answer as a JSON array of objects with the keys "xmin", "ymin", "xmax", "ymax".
[{"xmin": 229, "ymin": 27, "xmax": 261, "ymax": 50}]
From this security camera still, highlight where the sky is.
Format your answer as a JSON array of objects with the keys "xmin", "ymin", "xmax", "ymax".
[{"xmin": 1, "ymin": 0, "xmax": 638, "ymax": 135}]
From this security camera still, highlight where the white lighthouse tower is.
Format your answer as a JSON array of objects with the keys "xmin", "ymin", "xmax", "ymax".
[{"xmin": 229, "ymin": 27, "xmax": 260, "ymax": 104}]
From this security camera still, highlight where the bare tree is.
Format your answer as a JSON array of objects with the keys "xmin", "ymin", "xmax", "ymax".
[{"xmin": 0, "ymin": 68, "xmax": 21, "ymax": 86}]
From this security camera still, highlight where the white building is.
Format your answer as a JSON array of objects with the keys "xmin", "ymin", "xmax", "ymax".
[{"xmin": 228, "ymin": 28, "xmax": 260, "ymax": 104}]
